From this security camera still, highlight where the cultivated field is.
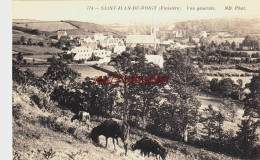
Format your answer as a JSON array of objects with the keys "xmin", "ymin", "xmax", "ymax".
[
  {"xmin": 12, "ymin": 45, "xmax": 62, "ymax": 55},
  {"xmin": 20, "ymin": 65, "xmax": 108, "ymax": 79},
  {"xmin": 12, "ymin": 30, "xmax": 47, "ymax": 43},
  {"xmin": 13, "ymin": 21, "xmax": 78, "ymax": 32}
]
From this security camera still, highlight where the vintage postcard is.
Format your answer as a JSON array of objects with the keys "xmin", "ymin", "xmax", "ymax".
[{"xmin": 12, "ymin": 0, "xmax": 260, "ymax": 159}]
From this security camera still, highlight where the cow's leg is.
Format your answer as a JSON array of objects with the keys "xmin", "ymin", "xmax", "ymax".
[
  {"xmin": 105, "ymin": 137, "xmax": 108, "ymax": 148},
  {"xmin": 122, "ymin": 139, "xmax": 128, "ymax": 156},
  {"xmin": 113, "ymin": 138, "xmax": 116, "ymax": 150},
  {"xmin": 116, "ymin": 138, "xmax": 119, "ymax": 145},
  {"xmin": 147, "ymin": 151, "xmax": 150, "ymax": 157}
]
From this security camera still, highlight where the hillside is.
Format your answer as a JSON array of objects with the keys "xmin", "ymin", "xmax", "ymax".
[
  {"xmin": 12, "ymin": 21, "xmax": 78, "ymax": 32},
  {"xmin": 12, "ymin": 19, "xmax": 126, "ymax": 37},
  {"xmin": 174, "ymin": 18, "xmax": 260, "ymax": 35},
  {"xmin": 12, "ymin": 84, "xmax": 240, "ymax": 160},
  {"xmin": 64, "ymin": 20, "xmax": 126, "ymax": 37}
]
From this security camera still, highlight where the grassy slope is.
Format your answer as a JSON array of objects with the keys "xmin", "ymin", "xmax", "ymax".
[
  {"xmin": 64, "ymin": 20, "xmax": 125, "ymax": 37},
  {"xmin": 12, "ymin": 85, "xmax": 240, "ymax": 160},
  {"xmin": 12, "ymin": 21, "xmax": 78, "ymax": 32},
  {"xmin": 12, "ymin": 45, "xmax": 62, "ymax": 55}
]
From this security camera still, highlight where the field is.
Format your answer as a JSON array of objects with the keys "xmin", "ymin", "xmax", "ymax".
[
  {"xmin": 20, "ymin": 65, "xmax": 108, "ymax": 79},
  {"xmin": 13, "ymin": 21, "xmax": 78, "ymax": 32},
  {"xmin": 12, "ymin": 45, "xmax": 62, "ymax": 55},
  {"xmin": 12, "ymin": 30, "xmax": 48, "ymax": 43}
]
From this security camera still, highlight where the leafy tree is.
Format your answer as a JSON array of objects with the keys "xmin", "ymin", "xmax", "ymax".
[
  {"xmin": 231, "ymin": 41, "xmax": 237, "ymax": 50},
  {"xmin": 128, "ymin": 58, "xmax": 165, "ymax": 129},
  {"xmin": 237, "ymin": 79, "xmax": 244, "ymax": 100},
  {"xmin": 16, "ymin": 52, "xmax": 23, "ymax": 65},
  {"xmin": 38, "ymin": 42, "xmax": 44, "ymax": 47},
  {"xmin": 110, "ymin": 52, "xmax": 133, "ymax": 120},
  {"xmin": 218, "ymin": 78, "xmax": 237, "ymax": 98},
  {"xmin": 20, "ymin": 36, "xmax": 26, "ymax": 43},
  {"xmin": 164, "ymin": 52, "xmax": 203, "ymax": 142},
  {"xmin": 244, "ymin": 72, "xmax": 260, "ymax": 118},
  {"xmin": 236, "ymin": 118, "xmax": 259, "ymax": 157},
  {"xmin": 242, "ymin": 35, "xmax": 259, "ymax": 50},
  {"xmin": 199, "ymin": 105, "xmax": 225, "ymax": 143},
  {"xmin": 43, "ymin": 59, "xmax": 80, "ymax": 87},
  {"xmin": 210, "ymin": 78, "xmax": 219, "ymax": 93},
  {"xmin": 27, "ymin": 38, "xmax": 32, "ymax": 46},
  {"xmin": 12, "ymin": 61, "xmax": 25, "ymax": 85},
  {"xmin": 23, "ymin": 59, "xmax": 27, "ymax": 65},
  {"xmin": 87, "ymin": 53, "xmax": 100, "ymax": 61}
]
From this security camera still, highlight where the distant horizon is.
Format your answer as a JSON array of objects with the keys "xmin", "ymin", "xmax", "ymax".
[
  {"xmin": 13, "ymin": 0, "xmax": 260, "ymax": 26},
  {"xmin": 12, "ymin": 17, "xmax": 260, "ymax": 27}
]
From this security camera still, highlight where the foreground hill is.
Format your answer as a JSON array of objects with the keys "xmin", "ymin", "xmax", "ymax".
[{"xmin": 12, "ymin": 84, "xmax": 241, "ymax": 160}]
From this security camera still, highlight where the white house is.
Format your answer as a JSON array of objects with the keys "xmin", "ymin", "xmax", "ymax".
[
  {"xmin": 94, "ymin": 33, "xmax": 107, "ymax": 41},
  {"xmin": 83, "ymin": 37, "xmax": 95, "ymax": 43},
  {"xmin": 200, "ymin": 31, "xmax": 207, "ymax": 38},
  {"xmin": 126, "ymin": 26, "xmax": 159, "ymax": 48},
  {"xmin": 57, "ymin": 31, "xmax": 67, "ymax": 40},
  {"xmin": 113, "ymin": 44, "xmax": 126, "ymax": 54},
  {"xmin": 145, "ymin": 54, "xmax": 164, "ymax": 68},
  {"xmin": 68, "ymin": 46, "xmax": 111, "ymax": 61}
]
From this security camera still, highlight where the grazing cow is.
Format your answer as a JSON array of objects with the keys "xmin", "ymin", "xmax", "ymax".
[
  {"xmin": 89, "ymin": 119, "xmax": 130, "ymax": 155},
  {"xmin": 131, "ymin": 137, "xmax": 168, "ymax": 160},
  {"xmin": 71, "ymin": 111, "xmax": 91, "ymax": 128}
]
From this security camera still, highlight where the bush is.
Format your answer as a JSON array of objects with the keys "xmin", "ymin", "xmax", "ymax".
[
  {"xmin": 13, "ymin": 104, "xmax": 22, "ymax": 119},
  {"xmin": 38, "ymin": 115, "xmax": 76, "ymax": 134}
]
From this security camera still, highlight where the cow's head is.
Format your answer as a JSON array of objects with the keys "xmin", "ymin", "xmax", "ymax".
[
  {"xmin": 88, "ymin": 127, "xmax": 99, "ymax": 143},
  {"xmin": 159, "ymin": 147, "xmax": 168, "ymax": 160}
]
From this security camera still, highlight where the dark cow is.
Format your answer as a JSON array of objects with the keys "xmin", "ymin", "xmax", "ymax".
[
  {"xmin": 71, "ymin": 111, "xmax": 91, "ymax": 128},
  {"xmin": 89, "ymin": 118, "xmax": 130, "ymax": 155},
  {"xmin": 131, "ymin": 137, "xmax": 168, "ymax": 160}
]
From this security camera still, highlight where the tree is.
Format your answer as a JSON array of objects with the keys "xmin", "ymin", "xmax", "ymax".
[
  {"xmin": 236, "ymin": 118, "xmax": 259, "ymax": 157},
  {"xmin": 128, "ymin": 58, "xmax": 165, "ymax": 129},
  {"xmin": 87, "ymin": 53, "xmax": 100, "ymax": 61},
  {"xmin": 244, "ymin": 73, "xmax": 260, "ymax": 118},
  {"xmin": 231, "ymin": 41, "xmax": 237, "ymax": 50},
  {"xmin": 218, "ymin": 78, "xmax": 236, "ymax": 98},
  {"xmin": 27, "ymin": 38, "xmax": 32, "ymax": 46},
  {"xmin": 20, "ymin": 36, "xmax": 26, "ymax": 43},
  {"xmin": 12, "ymin": 62, "xmax": 25, "ymax": 85},
  {"xmin": 23, "ymin": 59, "xmax": 27, "ymax": 65},
  {"xmin": 43, "ymin": 59, "xmax": 80, "ymax": 87},
  {"xmin": 38, "ymin": 42, "xmax": 44, "ymax": 47},
  {"xmin": 237, "ymin": 79, "xmax": 244, "ymax": 100},
  {"xmin": 16, "ymin": 52, "xmax": 23, "ymax": 65},
  {"xmin": 110, "ymin": 52, "xmax": 133, "ymax": 120},
  {"xmin": 199, "ymin": 105, "xmax": 225, "ymax": 143},
  {"xmin": 164, "ymin": 52, "xmax": 203, "ymax": 142},
  {"xmin": 210, "ymin": 78, "xmax": 219, "ymax": 93}
]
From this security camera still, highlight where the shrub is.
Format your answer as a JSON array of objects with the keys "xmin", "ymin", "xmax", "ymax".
[{"xmin": 13, "ymin": 104, "xmax": 22, "ymax": 119}]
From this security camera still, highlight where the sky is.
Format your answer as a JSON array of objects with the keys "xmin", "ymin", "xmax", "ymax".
[{"xmin": 12, "ymin": 0, "xmax": 260, "ymax": 25}]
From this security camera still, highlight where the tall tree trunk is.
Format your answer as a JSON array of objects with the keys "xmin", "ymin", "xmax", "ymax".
[
  {"xmin": 142, "ymin": 114, "xmax": 147, "ymax": 130},
  {"xmin": 142, "ymin": 97, "xmax": 147, "ymax": 129},
  {"xmin": 183, "ymin": 125, "xmax": 189, "ymax": 143},
  {"xmin": 123, "ymin": 83, "xmax": 128, "ymax": 121}
]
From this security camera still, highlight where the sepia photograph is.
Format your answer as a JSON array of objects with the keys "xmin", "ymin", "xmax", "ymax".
[{"xmin": 11, "ymin": 0, "xmax": 260, "ymax": 159}]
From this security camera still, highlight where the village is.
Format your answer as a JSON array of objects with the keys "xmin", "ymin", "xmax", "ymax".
[{"xmin": 17, "ymin": 24, "xmax": 257, "ymax": 69}]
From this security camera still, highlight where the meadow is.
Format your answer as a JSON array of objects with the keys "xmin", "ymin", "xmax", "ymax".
[{"xmin": 13, "ymin": 21, "xmax": 78, "ymax": 32}]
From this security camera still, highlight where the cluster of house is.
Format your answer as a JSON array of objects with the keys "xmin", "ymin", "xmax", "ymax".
[
  {"xmin": 57, "ymin": 27, "xmax": 164, "ymax": 68},
  {"xmin": 56, "ymin": 25, "xmax": 246, "ymax": 68}
]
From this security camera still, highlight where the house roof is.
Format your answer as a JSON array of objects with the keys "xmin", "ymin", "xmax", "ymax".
[
  {"xmin": 57, "ymin": 31, "xmax": 67, "ymax": 34},
  {"xmin": 126, "ymin": 35, "xmax": 156, "ymax": 44}
]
